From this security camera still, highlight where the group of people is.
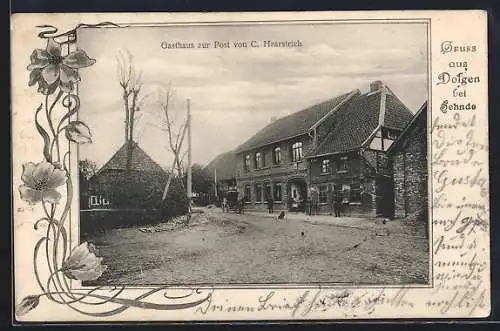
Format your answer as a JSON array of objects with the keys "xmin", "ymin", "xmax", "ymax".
[
  {"xmin": 267, "ymin": 195, "xmax": 344, "ymax": 217},
  {"xmin": 220, "ymin": 196, "xmax": 244, "ymax": 214},
  {"xmin": 221, "ymin": 191, "xmax": 345, "ymax": 217}
]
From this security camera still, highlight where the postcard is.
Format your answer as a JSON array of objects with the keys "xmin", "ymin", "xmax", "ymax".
[{"xmin": 11, "ymin": 11, "xmax": 489, "ymax": 322}]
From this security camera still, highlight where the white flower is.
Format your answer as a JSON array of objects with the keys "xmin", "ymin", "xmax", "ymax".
[
  {"xmin": 65, "ymin": 121, "xmax": 92, "ymax": 144},
  {"xmin": 62, "ymin": 242, "xmax": 107, "ymax": 281},
  {"xmin": 19, "ymin": 161, "xmax": 67, "ymax": 204}
]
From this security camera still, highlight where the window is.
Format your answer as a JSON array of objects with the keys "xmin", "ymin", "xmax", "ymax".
[
  {"xmin": 244, "ymin": 154, "xmax": 251, "ymax": 171},
  {"xmin": 383, "ymin": 128, "xmax": 399, "ymax": 140},
  {"xmin": 255, "ymin": 183, "xmax": 263, "ymax": 202},
  {"xmin": 321, "ymin": 159, "xmax": 330, "ymax": 174},
  {"xmin": 291, "ymin": 142, "xmax": 303, "ymax": 162},
  {"xmin": 338, "ymin": 156, "xmax": 348, "ymax": 172},
  {"xmin": 319, "ymin": 185, "xmax": 328, "ymax": 203},
  {"xmin": 342, "ymin": 184, "xmax": 351, "ymax": 203},
  {"xmin": 265, "ymin": 183, "xmax": 272, "ymax": 201},
  {"xmin": 334, "ymin": 184, "xmax": 342, "ymax": 200},
  {"xmin": 274, "ymin": 183, "xmax": 282, "ymax": 202},
  {"xmin": 255, "ymin": 152, "xmax": 262, "ymax": 169},
  {"xmin": 273, "ymin": 147, "xmax": 281, "ymax": 164},
  {"xmin": 244, "ymin": 185, "xmax": 251, "ymax": 202},
  {"xmin": 350, "ymin": 183, "xmax": 361, "ymax": 203},
  {"xmin": 89, "ymin": 196, "xmax": 99, "ymax": 207},
  {"xmin": 89, "ymin": 195, "xmax": 110, "ymax": 208}
]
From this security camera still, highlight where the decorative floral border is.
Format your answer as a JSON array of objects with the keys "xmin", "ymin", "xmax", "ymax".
[{"xmin": 15, "ymin": 24, "xmax": 211, "ymax": 318}]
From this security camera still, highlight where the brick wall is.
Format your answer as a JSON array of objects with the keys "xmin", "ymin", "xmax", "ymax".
[
  {"xmin": 308, "ymin": 178, "xmax": 376, "ymax": 217},
  {"xmin": 308, "ymin": 151, "xmax": 378, "ymax": 217},
  {"xmin": 235, "ymin": 134, "xmax": 313, "ymax": 211},
  {"xmin": 391, "ymin": 120, "xmax": 428, "ymax": 230},
  {"xmin": 309, "ymin": 151, "xmax": 360, "ymax": 182},
  {"xmin": 362, "ymin": 149, "xmax": 391, "ymax": 176},
  {"xmin": 237, "ymin": 169, "xmax": 308, "ymax": 212},
  {"xmin": 236, "ymin": 134, "xmax": 313, "ymax": 179}
]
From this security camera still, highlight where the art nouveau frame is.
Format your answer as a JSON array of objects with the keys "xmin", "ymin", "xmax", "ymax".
[{"xmin": 11, "ymin": 11, "xmax": 490, "ymax": 322}]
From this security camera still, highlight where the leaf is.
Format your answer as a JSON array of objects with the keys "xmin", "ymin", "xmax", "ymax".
[
  {"xmin": 64, "ymin": 121, "xmax": 92, "ymax": 144},
  {"xmin": 28, "ymin": 68, "xmax": 42, "ymax": 87},
  {"xmin": 35, "ymin": 104, "xmax": 52, "ymax": 163}
]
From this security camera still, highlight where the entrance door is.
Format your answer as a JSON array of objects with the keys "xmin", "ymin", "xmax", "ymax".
[
  {"xmin": 376, "ymin": 176, "xmax": 394, "ymax": 218},
  {"xmin": 288, "ymin": 179, "xmax": 307, "ymax": 212}
]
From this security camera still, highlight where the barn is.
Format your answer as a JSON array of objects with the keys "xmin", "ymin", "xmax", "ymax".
[{"xmin": 84, "ymin": 140, "xmax": 168, "ymax": 210}]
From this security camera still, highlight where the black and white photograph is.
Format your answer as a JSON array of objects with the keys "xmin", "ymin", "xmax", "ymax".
[
  {"xmin": 77, "ymin": 22, "xmax": 430, "ymax": 286},
  {"xmin": 11, "ymin": 11, "xmax": 490, "ymax": 321}
]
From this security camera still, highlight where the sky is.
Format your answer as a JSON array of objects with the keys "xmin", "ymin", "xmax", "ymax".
[{"xmin": 77, "ymin": 22, "xmax": 428, "ymax": 171}]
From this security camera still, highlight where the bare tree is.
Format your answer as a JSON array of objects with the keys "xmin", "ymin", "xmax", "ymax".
[
  {"xmin": 158, "ymin": 84, "xmax": 187, "ymax": 178},
  {"xmin": 116, "ymin": 50, "xmax": 147, "ymax": 170}
]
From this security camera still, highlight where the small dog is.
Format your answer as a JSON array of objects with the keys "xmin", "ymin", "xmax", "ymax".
[{"xmin": 277, "ymin": 211, "xmax": 285, "ymax": 220}]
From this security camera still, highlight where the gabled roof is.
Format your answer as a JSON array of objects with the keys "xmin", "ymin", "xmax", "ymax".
[
  {"xmin": 234, "ymin": 90, "xmax": 357, "ymax": 153},
  {"xmin": 387, "ymin": 101, "xmax": 427, "ymax": 155},
  {"xmin": 204, "ymin": 151, "xmax": 237, "ymax": 181},
  {"xmin": 95, "ymin": 140, "xmax": 166, "ymax": 175},
  {"xmin": 383, "ymin": 91, "xmax": 416, "ymax": 129},
  {"xmin": 306, "ymin": 86, "xmax": 415, "ymax": 158}
]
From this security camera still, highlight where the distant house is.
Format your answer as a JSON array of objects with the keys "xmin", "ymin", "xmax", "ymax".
[
  {"xmin": 387, "ymin": 102, "xmax": 428, "ymax": 225},
  {"xmin": 234, "ymin": 80, "xmax": 416, "ymax": 217},
  {"xmin": 85, "ymin": 141, "xmax": 168, "ymax": 209},
  {"xmin": 205, "ymin": 151, "xmax": 237, "ymax": 198}
]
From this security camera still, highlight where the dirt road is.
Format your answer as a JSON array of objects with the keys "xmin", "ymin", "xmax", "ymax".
[{"xmin": 83, "ymin": 208, "xmax": 429, "ymax": 286}]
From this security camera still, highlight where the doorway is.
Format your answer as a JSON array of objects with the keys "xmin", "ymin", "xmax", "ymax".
[
  {"xmin": 287, "ymin": 178, "xmax": 307, "ymax": 212},
  {"xmin": 376, "ymin": 176, "xmax": 394, "ymax": 218}
]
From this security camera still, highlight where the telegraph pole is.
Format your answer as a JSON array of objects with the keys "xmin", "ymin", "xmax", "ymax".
[
  {"xmin": 186, "ymin": 98, "xmax": 192, "ymax": 214},
  {"xmin": 214, "ymin": 168, "xmax": 218, "ymax": 198}
]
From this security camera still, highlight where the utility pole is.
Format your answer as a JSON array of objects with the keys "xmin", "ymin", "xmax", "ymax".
[
  {"xmin": 214, "ymin": 168, "xmax": 218, "ymax": 198},
  {"xmin": 186, "ymin": 98, "xmax": 192, "ymax": 214}
]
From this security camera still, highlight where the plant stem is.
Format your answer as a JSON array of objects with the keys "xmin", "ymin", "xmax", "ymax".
[{"xmin": 46, "ymin": 90, "xmax": 64, "ymax": 164}]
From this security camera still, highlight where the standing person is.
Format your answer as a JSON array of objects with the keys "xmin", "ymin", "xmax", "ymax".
[
  {"xmin": 311, "ymin": 191, "xmax": 319, "ymax": 216},
  {"xmin": 292, "ymin": 196, "xmax": 299, "ymax": 213},
  {"xmin": 237, "ymin": 198, "xmax": 244, "ymax": 214},
  {"xmin": 306, "ymin": 196, "xmax": 312, "ymax": 216},
  {"xmin": 267, "ymin": 196, "xmax": 274, "ymax": 214},
  {"xmin": 334, "ymin": 194, "xmax": 341, "ymax": 217},
  {"xmin": 222, "ymin": 196, "xmax": 228, "ymax": 213},
  {"xmin": 328, "ymin": 191, "xmax": 335, "ymax": 216}
]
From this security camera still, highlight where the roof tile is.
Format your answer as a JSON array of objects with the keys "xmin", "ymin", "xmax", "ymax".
[
  {"xmin": 384, "ymin": 94, "xmax": 415, "ymax": 129},
  {"xmin": 204, "ymin": 151, "xmax": 237, "ymax": 180},
  {"xmin": 307, "ymin": 87, "xmax": 415, "ymax": 157},
  {"xmin": 309, "ymin": 91, "xmax": 381, "ymax": 156},
  {"xmin": 234, "ymin": 91, "xmax": 354, "ymax": 153},
  {"xmin": 96, "ymin": 141, "xmax": 166, "ymax": 174}
]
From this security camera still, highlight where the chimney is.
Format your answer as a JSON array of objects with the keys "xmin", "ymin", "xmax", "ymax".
[{"xmin": 370, "ymin": 80, "xmax": 384, "ymax": 92}]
